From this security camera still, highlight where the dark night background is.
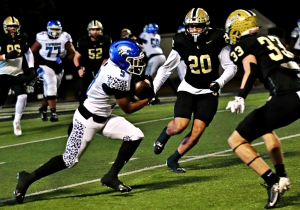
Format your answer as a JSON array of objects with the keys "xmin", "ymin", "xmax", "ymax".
[
  {"xmin": 1, "ymin": 0, "xmax": 299, "ymax": 103},
  {"xmin": 0, "ymin": 0, "xmax": 299, "ymax": 45}
]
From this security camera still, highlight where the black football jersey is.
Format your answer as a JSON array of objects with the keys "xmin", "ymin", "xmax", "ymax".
[
  {"xmin": 0, "ymin": 32, "xmax": 29, "ymax": 56},
  {"xmin": 231, "ymin": 34, "xmax": 300, "ymax": 95},
  {"xmin": 230, "ymin": 34, "xmax": 295, "ymax": 80},
  {"xmin": 76, "ymin": 35, "xmax": 111, "ymax": 73},
  {"xmin": 173, "ymin": 28, "xmax": 227, "ymax": 89}
]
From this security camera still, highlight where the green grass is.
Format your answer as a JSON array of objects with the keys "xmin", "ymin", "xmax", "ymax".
[{"xmin": 1, "ymin": 92, "xmax": 300, "ymax": 209}]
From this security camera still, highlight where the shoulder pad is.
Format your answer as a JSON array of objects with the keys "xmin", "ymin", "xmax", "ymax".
[{"xmin": 36, "ymin": 31, "xmax": 48, "ymax": 40}]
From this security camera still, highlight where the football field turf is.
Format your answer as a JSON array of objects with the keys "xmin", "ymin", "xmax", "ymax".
[{"xmin": 1, "ymin": 92, "xmax": 300, "ymax": 210}]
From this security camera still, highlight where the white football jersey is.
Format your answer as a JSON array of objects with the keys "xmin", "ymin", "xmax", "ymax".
[
  {"xmin": 139, "ymin": 32, "xmax": 163, "ymax": 57},
  {"xmin": 83, "ymin": 59, "xmax": 133, "ymax": 117},
  {"xmin": 36, "ymin": 31, "xmax": 72, "ymax": 61}
]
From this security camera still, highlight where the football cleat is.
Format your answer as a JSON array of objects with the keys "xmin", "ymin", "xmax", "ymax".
[
  {"xmin": 39, "ymin": 107, "xmax": 48, "ymax": 121},
  {"xmin": 100, "ymin": 174, "xmax": 132, "ymax": 193},
  {"xmin": 264, "ymin": 177, "xmax": 291, "ymax": 209},
  {"xmin": 166, "ymin": 158, "xmax": 186, "ymax": 173},
  {"xmin": 14, "ymin": 171, "xmax": 30, "ymax": 204},
  {"xmin": 13, "ymin": 121, "xmax": 22, "ymax": 136},
  {"xmin": 50, "ymin": 113, "xmax": 59, "ymax": 122},
  {"xmin": 153, "ymin": 141, "xmax": 165, "ymax": 154},
  {"xmin": 150, "ymin": 97, "xmax": 160, "ymax": 105}
]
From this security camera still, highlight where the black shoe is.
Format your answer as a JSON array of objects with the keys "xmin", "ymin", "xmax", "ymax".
[
  {"xmin": 166, "ymin": 158, "xmax": 186, "ymax": 173},
  {"xmin": 263, "ymin": 177, "xmax": 291, "ymax": 209},
  {"xmin": 153, "ymin": 141, "xmax": 165, "ymax": 155},
  {"xmin": 39, "ymin": 107, "xmax": 48, "ymax": 121},
  {"xmin": 50, "ymin": 113, "xmax": 59, "ymax": 122},
  {"xmin": 14, "ymin": 171, "xmax": 30, "ymax": 204},
  {"xmin": 150, "ymin": 98, "xmax": 160, "ymax": 105},
  {"xmin": 100, "ymin": 174, "xmax": 132, "ymax": 193}
]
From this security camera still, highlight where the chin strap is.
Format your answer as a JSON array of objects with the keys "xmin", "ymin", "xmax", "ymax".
[{"xmin": 191, "ymin": 33, "xmax": 200, "ymax": 42}]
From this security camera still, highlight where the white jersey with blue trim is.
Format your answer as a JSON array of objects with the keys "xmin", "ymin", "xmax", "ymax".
[
  {"xmin": 36, "ymin": 31, "xmax": 72, "ymax": 61},
  {"xmin": 139, "ymin": 32, "xmax": 163, "ymax": 57},
  {"xmin": 84, "ymin": 59, "xmax": 133, "ymax": 117}
]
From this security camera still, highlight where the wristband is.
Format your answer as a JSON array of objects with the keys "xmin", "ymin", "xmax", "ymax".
[
  {"xmin": 2, "ymin": 54, "xmax": 6, "ymax": 61},
  {"xmin": 76, "ymin": 66, "xmax": 82, "ymax": 71}
]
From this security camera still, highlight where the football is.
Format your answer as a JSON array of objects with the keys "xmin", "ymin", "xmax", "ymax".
[{"xmin": 132, "ymin": 79, "xmax": 152, "ymax": 101}]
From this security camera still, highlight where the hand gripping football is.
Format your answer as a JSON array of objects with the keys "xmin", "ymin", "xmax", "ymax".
[{"xmin": 132, "ymin": 78, "xmax": 154, "ymax": 101}]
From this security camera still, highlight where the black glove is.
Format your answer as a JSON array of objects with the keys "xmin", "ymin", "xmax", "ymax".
[
  {"xmin": 145, "ymin": 86, "xmax": 155, "ymax": 101},
  {"xmin": 209, "ymin": 81, "xmax": 220, "ymax": 92},
  {"xmin": 143, "ymin": 75, "xmax": 154, "ymax": 87},
  {"xmin": 23, "ymin": 68, "xmax": 38, "ymax": 86},
  {"xmin": 5, "ymin": 50, "xmax": 20, "ymax": 59}
]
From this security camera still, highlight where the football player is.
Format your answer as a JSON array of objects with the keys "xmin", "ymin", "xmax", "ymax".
[
  {"xmin": 31, "ymin": 20, "xmax": 75, "ymax": 122},
  {"xmin": 152, "ymin": 8, "xmax": 237, "ymax": 173},
  {"xmin": 225, "ymin": 9, "xmax": 298, "ymax": 208},
  {"xmin": 13, "ymin": 39, "xmax": 154, "ymax": 204},
  {"xmin": 0, "ymin": 16, "xmax": 35, "ymax": 136},
  {"xmin": 288, "ymin": 19, "xmax": 300, "ymax": 56},
  {"xmin": 139, "ymin": 23, "xmax": 178, "ymax": 105},
  {"xmin": 74, "ymin": 20, "xmax": 112, "ymax": 106}
]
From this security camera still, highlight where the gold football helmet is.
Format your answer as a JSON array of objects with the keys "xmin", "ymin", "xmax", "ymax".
[
  {"xmin": 225, "ymin": 9, "xmax": 259, "ymax": 45},
  {"xmin": 3, "ymin": 16, "xmax": 21, "ymax": 36},
  {"xmin": 87, "ymin": 20, "xmax": 103, "ymax": 38},
  {"xmin": 120, "ymin": 28, "xmax": 132, "ymax": 38},
  {"xmin": 184, "ymin": 8, "xmax": 210, "ymax": 42}
]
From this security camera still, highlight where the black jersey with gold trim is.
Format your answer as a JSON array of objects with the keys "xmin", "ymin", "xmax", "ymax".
[
  {"xmin": 172, "ymin": 28, "xmax": 227, "ymax": 89},
  {"xmin": 0, "ymin": 31, "xmax": 29, "ymax": 56},
  {"xmin": 230, "ymin": 34, "xmax": 295, "ymax": 82},
  {"xmin": 76, "ymin": 35, "xmax": 111, "ymax": 73}
]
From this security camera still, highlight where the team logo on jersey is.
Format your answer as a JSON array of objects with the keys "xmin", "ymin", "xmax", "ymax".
[{"xmin": 118, "ymin": 46, "xmax": 131, "ymax": 56}]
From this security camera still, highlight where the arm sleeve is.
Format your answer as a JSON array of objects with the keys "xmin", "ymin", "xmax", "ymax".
[
  {"xmin": 153, "ymin": 49, "xmax": 181, "ymax": 93},
  {"xmin": 24, "ymin": 48, "xmax": 34, "ymax": 68},
  {"xmin": 215, "ymin": 45, "xmax": 237, "ymax": 88}
]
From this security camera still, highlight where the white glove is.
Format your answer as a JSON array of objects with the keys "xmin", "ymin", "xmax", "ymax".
[{"xmin": 226, "ymin": 96, "xmax": 245, "ymax": 114}]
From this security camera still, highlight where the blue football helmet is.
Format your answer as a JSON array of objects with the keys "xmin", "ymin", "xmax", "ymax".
[
  {"xmin": 146, "ymin": 23, "xmax": 159, "ymax": 34},
  {"xmin": 109, "ymin": 39, "xmax": 145, "ymax": 75},
  {"xmin": 297, "ymin": 19, "xmax": 300, "ymax": 28},
  {"xmin": 47, "ymin": 20, "xmax": 62, "ymax": 38},
  {"xmin": 177, "ymin": 25, "xmax": 185, "ymax": 33}
]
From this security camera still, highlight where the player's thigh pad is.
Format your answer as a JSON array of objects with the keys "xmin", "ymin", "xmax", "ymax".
[
  {"xmin": 41, "ymin": 65, "xmax": 58, "ymax": 96},
  {"xmin": 102, "ymin": 114, "xmax": 144, "ymax": 141}
]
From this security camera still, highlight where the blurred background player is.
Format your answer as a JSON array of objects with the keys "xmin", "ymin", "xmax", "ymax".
[
  {"xmin": 0, "ymin": 16, "xmax": 35, "ymax": 136},
  {"xmin": 175, "ymin": 25, "xmax": 187, "ymax": 81},
  {"xmin": 74, "ymin": 20, "xmax": 112, "ymax": 106},
  {"xmin": 289, "ymin": 19, "xmax": 300, "ymax": 56},
  {"xmin": 120, "ymin": 28, "xmax": 137, "ymax": 40},
  {"xmin": 31, "ymin": 20, "xmax": 75, "ymax": 122},
  {"xmin": 139, "ymin": 23, "xmax": 178, "ymax": 105}
]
